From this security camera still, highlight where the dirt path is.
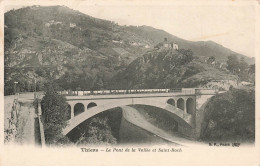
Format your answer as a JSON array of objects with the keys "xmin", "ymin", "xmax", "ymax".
[
  {"xmin": 15, "ymin": 102, "xmax": 36, "ymax": 145},
  {"xmin": 4, "ymin": 96, "xmax": 15, "ymax": 133},
  {"xmin": 121, "ymin": 106, "xmax": 196, "ymax": 146}
]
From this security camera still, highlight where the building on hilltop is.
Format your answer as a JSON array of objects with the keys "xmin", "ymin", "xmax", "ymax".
[
  {"xmin": 163, "ymin": 37, "xmax": 171, "ymax": 48},
  {"xmin": 173, "ymin": 43, "xmax": 179, "ymax": 50},
  {"xmin": 156, "ymin": 38, "xmax": 179, "ymax": 50},
  {"xmin": 70, "ymin": 23, "xmax": 76, "ymax": 28}
]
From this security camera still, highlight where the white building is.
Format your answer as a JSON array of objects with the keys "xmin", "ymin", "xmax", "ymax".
[
  {"xmin": 145, "ymin": 45, "xmax": 150, "ymax": 48},
  {"xmin": 162, "ymin": 38, "xmax": 178, "ymax": 50},
  {"xmin": 173, "ymin": 43, "xmax": 178, "ymax": 50},
  {"xmin": 70, "ymin": 23, "xmax": 76, "ymax": 28}
]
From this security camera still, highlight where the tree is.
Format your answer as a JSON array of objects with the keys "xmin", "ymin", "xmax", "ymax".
[
  {"xmin": 227, "ymin": 54, "xmax": 240, "ymax": 74},
  {"xmin": 226, "ymin": 55, "xmax": 251, "ymax": 81},
  {"xmin": 41, "ymin": 82, "xmax": 69, "ymax": 144},
  {"xmin": 239, "ymin": 57, "xmax": 248, "ymax": 70},
  {"xmin": 178, "ymin": 49, "xmax": 194, "ymax": 64},
  {"xmin": 248, "ymin": 64, "xmax": 255, "ymax": 74},
  {"xmin": 208, "ymin": 56, "xmax": 215, "ymax": 64},
  {"xmin": 76, "ymin": 117, "xmax": 117, "ymax": 145},
  {"xmin": 201, "ymin": 88, "xmax": 255, "ymax": 142},
  {"xmin": 248, "ymin": 64, "xmax": 255, "ymax": 84},
  {"xmin": 238, "ymin": 57, "xmax": 249, "ymax": 81}
]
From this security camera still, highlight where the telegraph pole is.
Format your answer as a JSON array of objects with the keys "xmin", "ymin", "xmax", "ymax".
[
  {"xmin": 34, "ymin": 78, "xmax": 37, "ymax": 92},
  {"xmin": 14, "ymin": 81, "xmax": 18, "ymax": 95},
  {"xmin": 34, "ymin": 77, "xmax": 37, "ymax": 99}
]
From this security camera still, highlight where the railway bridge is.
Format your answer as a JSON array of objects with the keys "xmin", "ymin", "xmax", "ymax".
[{"xmin": 62, "ymin": 88, "xmax": 219, "ymax": 137}]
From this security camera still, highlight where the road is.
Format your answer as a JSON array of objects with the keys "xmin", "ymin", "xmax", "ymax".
[
  {"xmin": 15, "ymin": 102, "xmax": 36, "ymax": 144},
  {"xmin": 4, "ymin": 95, "xmax": 36, "ymax": 145},
  {"xmin": 121, "ymin": 106, "xmax": 195, "ymax": 146}
]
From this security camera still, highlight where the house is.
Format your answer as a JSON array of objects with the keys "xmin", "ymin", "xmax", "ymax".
[
  {"xmin": 129, "ymin": 41, "xmax": 138, "ymax": 46},
  {"xmin": 241, "ymin": 81, "xmax": 253, "ymax": 86},
  {"xmin": 163, "ymin": 43, "xmax": 171, "ymax": 48},
  {"xmin": 145, "ymin": 45, "xmax": 150, "ymax": 48},
  {"xmin": 173, "ymin": 43, "xmax": 179, "ymax": 50},
  {"xmin": 112, "ymin": 40, "xmax": 120, "ymax": 43},
  {"xmin": 70, "ymin": 23, "xmax": 76, "ymax": 28},
  {"xmin": 162, "ymin": 38, "xmax": 178, "ymax": 50},
  {"xmin": 45, "ymin": 20, "xmax": 62, "ymax": 27}
]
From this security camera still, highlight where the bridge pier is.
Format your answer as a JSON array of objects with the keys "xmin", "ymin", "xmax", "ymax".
[
  {"xmin": 70, "ymin": 103, "xmax": 75, "ymax": 119},
  {"xmin": 183, "ymin": 100, "xmax": 187, "ymax": 114}
]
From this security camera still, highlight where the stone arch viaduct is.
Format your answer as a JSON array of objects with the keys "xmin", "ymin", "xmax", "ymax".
[{"xmin": 61, "ymin": 89, "xmax": 219, "ymax": 137}]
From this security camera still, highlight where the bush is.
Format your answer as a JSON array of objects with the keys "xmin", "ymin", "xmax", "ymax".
[
  {"xmin": 76, "ymin": 117, "xmax": 117, "ymax": 145},
  {"xmin": 201, "ymin": 88, "xmax": 255, "ymax": 142},
  {"xmin": 41, "ymin": 83, "xmax": 69, "ymax": 144}
]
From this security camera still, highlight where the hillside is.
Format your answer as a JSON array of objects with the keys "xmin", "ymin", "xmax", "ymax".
[
  {"xmin": 4, "ymin": 6, "xmax": 151, "ymax": 94},
  {"xmin": 4, "ymin": 5, "xmax": 253, "ymax": 95},
  {"xmin": 124, "ymin": 26, "xmax": 255, "ymax": 64},
  {"xmin": 109, "ymin": 49, "xmax": 238, "ymax": 90}
]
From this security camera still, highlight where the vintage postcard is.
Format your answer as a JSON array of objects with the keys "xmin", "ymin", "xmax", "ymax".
[{"xmin": 0, "ymin": 0, "xmax": 259, "ymax": 165}]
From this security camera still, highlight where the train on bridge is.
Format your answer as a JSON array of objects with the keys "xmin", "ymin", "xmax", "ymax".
[{"xmin": 58, "ymin": 88, "xmax": 199, "ymax": 96}]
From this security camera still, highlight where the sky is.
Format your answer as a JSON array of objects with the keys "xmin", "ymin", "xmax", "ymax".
[{"xmin": 3, "ymin": 1, "xmax": 258, "ymax": 58}]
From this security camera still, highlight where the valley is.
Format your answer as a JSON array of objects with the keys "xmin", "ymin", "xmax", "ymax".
[{"xmin": 4, "ymin": 5, "xmax": 255, "ymax": 146}]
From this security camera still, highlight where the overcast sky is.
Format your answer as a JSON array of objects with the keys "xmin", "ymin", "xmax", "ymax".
[{"xmin": 4, "ymin": 1, "xmax": 258, "ymax": 57}]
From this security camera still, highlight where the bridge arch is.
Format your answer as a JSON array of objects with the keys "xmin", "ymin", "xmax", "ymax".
[
  {"xmin": 177, "ymin": 98, "xmax": 184, "ymax": 111},
  {"xmin": 87, "ymin": 102, "xmax": 97, "ymax": 109},
  {"xmin": 167, "ymin": 98, "xmax": 175, "ymax": 106},
  {"xmin": 186, "ymin": 98, "xmax": 194, "ymax": 115},
  {"xmin": 63, "ymin": 98, "xmax": 193, "ymax": 135},
  {"xmin": 74, "ymin": 103, "xmax": 85, "ymax": 116}
]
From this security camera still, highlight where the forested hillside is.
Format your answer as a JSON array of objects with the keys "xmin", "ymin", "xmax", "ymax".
[
  {"xmin": 200, "ymin": 88, "xmax": 255, "ymax": 142},
  {"xmin": 109, "ymin": 49, "xmax": 240, "ymax": 89},
  {"xmin": 4, "ymin": 6, "xmax": 254, "ymax": 95}
]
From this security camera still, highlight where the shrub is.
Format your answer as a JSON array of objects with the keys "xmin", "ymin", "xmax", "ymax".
[
  {"xmin": 201, "ymin": 88, "xmax": 255, "ymax": 142},
  {"xmin": 41, "ymin": 83, "xmax": 69, "ymax": 144}
]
